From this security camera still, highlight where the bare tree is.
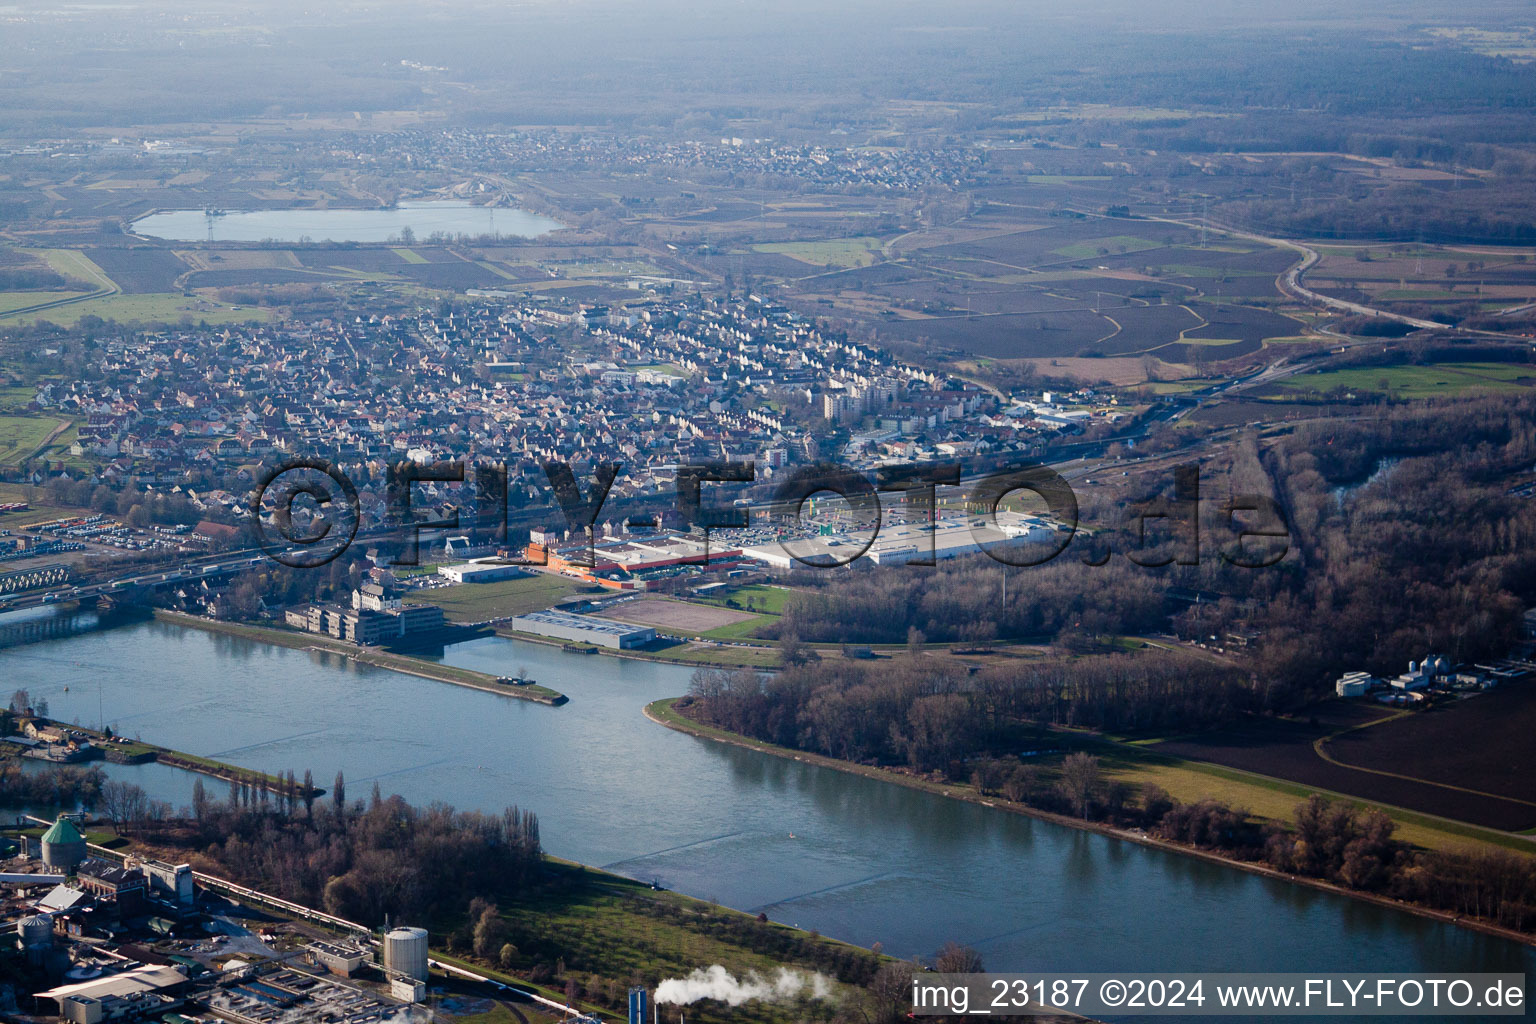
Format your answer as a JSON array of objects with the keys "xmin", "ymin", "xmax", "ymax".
[
  {"xmin": 100, "ymin": 780, "xmax": 149, "ymax": 834},
  {"xmin": 1056, "ymin": 752, "xmax": 1101, "ymax": 819},
  {"xmin": 862, "ymin": 962, "xmax": 912, "ymax": 1024},
  {"xmin": 935, "ymin": 940, "xmax": 984, "ymax": 973}
]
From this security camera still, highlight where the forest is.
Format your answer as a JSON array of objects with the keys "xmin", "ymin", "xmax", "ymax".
[
  {"xmin": 110, "ymin": 771, "xmax": 545, "ymax": 929},
  {"xmin": 0, "ymin": 760, "xmax": 104, "ymax": 810},
  {"xmin": 763, "ymin": 392, "xmax": 1536, "ymax": 724}
]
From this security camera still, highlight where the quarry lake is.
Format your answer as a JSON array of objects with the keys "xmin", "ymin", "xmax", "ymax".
[
  {"xmin": 130, "ymin": 201, "xmax": 565, "ymax": 243},
  {"xmin": 5, "ymin": 610, "xmax": 1532, "ymax": 1010}
]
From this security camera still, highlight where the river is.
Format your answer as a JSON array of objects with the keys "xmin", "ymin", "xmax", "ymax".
[{"xmin": 2, "ymin": 609, "xmax": 1529, "ymax": 1004}]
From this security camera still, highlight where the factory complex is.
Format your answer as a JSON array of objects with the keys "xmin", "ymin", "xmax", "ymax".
[{"xmin": 0, "ymin": 818, "xmax": 449, "ymax": 1024}]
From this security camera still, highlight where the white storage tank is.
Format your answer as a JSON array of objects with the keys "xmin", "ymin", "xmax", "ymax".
[{"xmin": 384, "ymin": 926, "xmax": 429, "ymax": 982}]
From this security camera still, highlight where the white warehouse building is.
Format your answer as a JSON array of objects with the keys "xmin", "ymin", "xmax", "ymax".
[
  {"xmin": 438, "ymin": 561, "xmax": 529, "ymax": 584},
  {"xmin": 510, "ymin": 609, "xmax": 656, "ymax": 649}
]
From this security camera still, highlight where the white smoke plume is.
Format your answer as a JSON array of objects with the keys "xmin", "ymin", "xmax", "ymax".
[{"xmin": 653, "ymin": 965, "xmax": 834, "ymax": 1007}]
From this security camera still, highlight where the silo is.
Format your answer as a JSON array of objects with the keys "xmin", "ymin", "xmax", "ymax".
[
  {"xmin": 40, "ymin": 817, "xmax": 86, "ymax": 872},
  {"xmin": 18, "ymin": 914, "xmax": 52, "ymax": 966},
  {"xmin": 383, "ymin": 926, "xmax": 429, "ymax": 982},
  {"xmin": 18, "ymin": 914, "xmax": 52, "ymax": 948}
]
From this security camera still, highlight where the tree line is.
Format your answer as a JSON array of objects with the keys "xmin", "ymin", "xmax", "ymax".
[
  {"xmin": 118, "ymin": 771, "xmax": 541, "ymax": 928},
  {"xmin": 686, "ymin": 651, "xmax": 1249, "ymax": 777},
  {"xmin": 968, "ymin": 748, "xmax": 1536, "ymax": 936},
  {"xmin": 0, "ymin": 761, "xmax": 104, "ymax": 809}
]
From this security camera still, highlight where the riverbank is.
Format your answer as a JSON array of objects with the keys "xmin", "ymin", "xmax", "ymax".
[
  {"xmin": 645, "ymin": 697, "xmax": 1536, "ymax": 950},
  {"xmin": 13, "ymin": 717, "xmax": 309, "ymax": 798},
  {"xmin": 27, "ymin": 818, "xmax": 903, "ymax": 1024},
  {"xmin": 152, "ymin": 609, "xmax": 567, "ymax": 704}
]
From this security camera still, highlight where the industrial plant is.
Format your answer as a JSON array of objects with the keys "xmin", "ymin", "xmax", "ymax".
[{"xmin": 0, "ymin": 817, "xmax": 454, "ymax": 1023}]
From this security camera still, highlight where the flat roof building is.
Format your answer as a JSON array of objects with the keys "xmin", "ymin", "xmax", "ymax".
[
  {"xmin": 510, "ymin": 609, "xmax": 657, "ymax": 649},
  {"xmin": 438, "ymin": 562, "xmax": 530, "ymax": 584},
  {"xmin": 309, "ymin": 940, "xmax": 366, "ymax": 976}
]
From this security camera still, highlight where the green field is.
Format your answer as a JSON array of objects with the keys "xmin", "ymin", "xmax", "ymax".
[
  {"xmin": 0, "ymin": 291, "xmax": 90, "ymax": 315},
  {"xmin": 751, "ymin": 237, "xmax": 883, "ymax": 268},
  {"xmin": 405, "ymin": 573, "xmax": 593, "ymax": 623},
  {"xmin": 1178, "ymin": 336, "xmax": 1244, "ymax": 347},
  {"xmin": 0, "ymin": 385, "xmax": 39, "ymax": 410},
  {"xmin": 1052, "ymin": 235, "xmax": 1163, "ymax": 260},
  {"xmin": 435, "ymin": 857, "xmax": 883, "ymax": 1024},
  {"xmin": 1276, "ymin": 362, "xmax": 1536, "ymax": 398},
  {"xmin": 4, "ymin": 293, "xmax": 273, "ymax": 326},
  {"xmin": 1378, "ymin": 288, "xmax": 1464, "ymax": 300},
  {"xmin": 1146, "ymin": 380, "xmax": 1212, "ymax": 395},
  {"xmin": 695, "ymin": 615, "xmax": 777, "ymax": 642},
  {"xmin": 1003, "ymin": 105, "xmax": 1222, "ymax": 123},
  {"xmin": 1159, "ymin": 263, "xmax": 1272, "ymax": 279},
  {"xmin": 695, "ymin": 583, "xmax": 795, "ymax": 615},
  {"xmin": 0, "ymin": 415, "xmax": 68, "ymax": 465},
  {"xmin": 23, "ymin": 248, "xmax": 113, "ymax": 290},
  {"xmin": 495, "ymin": 860, "xmax": 872, "ymax": 999},
  {"xmin": 652, "ymin": 642, "xmax": 782, "ymax": 668},
  {"xmin": 1026, "ymin": 174, "xmax": 1113, "ymax": 184},
  {"xmin": 392, "ymin": 247, "xmax": 429, "ymax": 264},
  {"xmin": 1086, "ymin": 737, "xmax": 1535, "ymax": 856}
]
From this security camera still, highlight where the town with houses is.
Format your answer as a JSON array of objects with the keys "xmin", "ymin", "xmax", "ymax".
[
  {"xmin": 9, "ymin": 3, "xmax": 1536, "ymax": 1019},
  {"xmin": 26, "ymin": 292, "xmax": 1127, "ymax": 530}
]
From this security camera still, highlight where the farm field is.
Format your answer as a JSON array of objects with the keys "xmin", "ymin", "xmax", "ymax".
[
  {"xmin": 1149, "ymin": 699, "xmax": 1536, "ymax": 832},
  {"xmin": 774, "ymin": 213, "xmax": 1310, "ymax": 378},
  {"xmin": 0, "ymin": 291, "xmax": 89, "ymax": 315},
  {"xmin": 84, "ymin": 247, "xmax": 190, "ymax": 292},
  {"xmin": 1323, "ymin": 682, "xmax": 1536, "ymax": 807},
  {"xmin": 0, "ymin": 384, "xmax": 40, "ymax": 410},
  {"xmin": 752, "ymin": 237, "xmax": 884, "ymax": 268},
  {"xmin": 1188, "ymin": 397, "xmax": 1353, "ymax": 427},
  {"xmin": 1272, "ymin": 361, "xmax": 1536, "ymax": 398},
  {"xmin": 2, "ymin": 292, "xmax": 273, "ymax": 326},
  {"xmin": 1305, "ymin": 244, "xmax": 1536, "ymax": 316},
  {"xmin": 1091, "ymin": 739, "xmax": 1530, "ymax": 856},
  {"xmin": 23, "ymin": 248, "xmax": 113, "ymax": 291},
  {"xmin": 1052, "ymin": 235, "xmax": 1163, "ymax": 260},
  {"xmin": 404, "ymin": 572, "xmax": 595, "ymax": 623},
  {"xmin": 651, "ymin": 641, "xmax": 783, "ymax": 668}
]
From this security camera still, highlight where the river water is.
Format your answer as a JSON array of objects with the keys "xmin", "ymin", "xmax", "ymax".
[
  {"xmin": 3, "ymin": 609, "xmax": 1529, "ymax": 999},
  {"xmin": 130, "ymin": 201, "xmax": 564, "ymax": 243}
]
